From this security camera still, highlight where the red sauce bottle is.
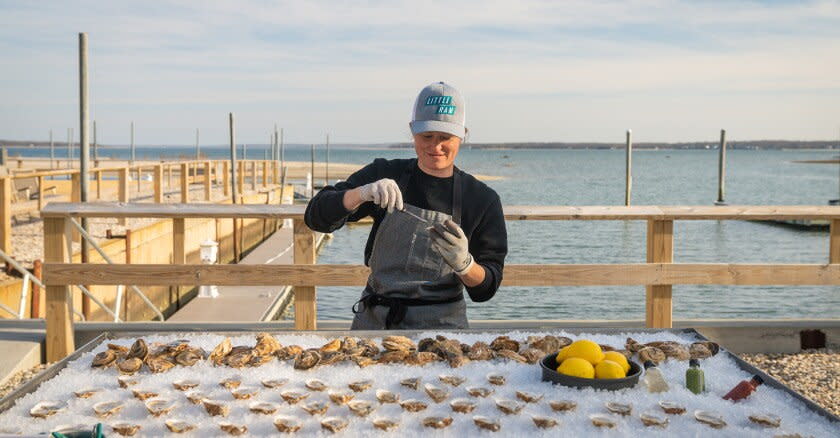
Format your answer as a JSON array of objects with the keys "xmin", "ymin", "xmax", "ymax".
[{"xmin": 723, "ymin": 374, "xmax": 764, "ymax": 401}]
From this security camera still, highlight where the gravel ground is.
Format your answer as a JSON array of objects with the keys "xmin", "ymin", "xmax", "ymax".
[
  {"xmin": 0, "ymin": 363, "xmax": 50, "ymax": 400},
  {"xmin": 740, "ymin": 349, "xmax": 839, "ymax": 417}
]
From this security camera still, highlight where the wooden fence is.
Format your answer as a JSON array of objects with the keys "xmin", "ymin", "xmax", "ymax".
[{"xmin": 40, "ymin": 203, "xmax": 840, "ymax": 361}]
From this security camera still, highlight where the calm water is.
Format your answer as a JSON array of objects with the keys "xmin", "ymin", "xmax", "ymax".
[{"xmin": 10, "ymin": 146, "xmax": 840, "ymax": 320}]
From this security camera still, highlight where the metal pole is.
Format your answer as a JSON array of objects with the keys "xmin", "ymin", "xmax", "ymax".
[
  {"xmin": 716, "ymin": 129, "xmax": 727, "ymax": 205},
  {"xmin": 280, "ymin": 128, "xmax": 285, "ymax": 178},
  {"xmin": 93, "ymin": 120, "xmax": 98, "ymax": 160},
  {"xmin": 49, "ymin": 129, "xmax": 54, "ymax": 168},
  {"xmin": 625, "ymin": 129, "xmax": 632, "ymax": 206},
  {"xmin": 130, "ymin": 121, "xmax": 135, "ymax": 165},
  {"xmin": 78, "ymin": 32, "xmax": 91, "ymax": 319},
  {"xmin": 229, "ymin": 113, "xmax": 238, "ymax": 203},
  {"xmin": 273, "ymin": 124, "xmax": 279, "ymax": 161},
  {"xmin": 310, "ymin": 143, "xmax": 315, "ymax": 191},
  {"xmin": 195, "ymin": 128, "xmax": 200, "ymax": 160},
  {"xmin": 326, "ymin": 133, "xmax": 330, "ymax": 186}
]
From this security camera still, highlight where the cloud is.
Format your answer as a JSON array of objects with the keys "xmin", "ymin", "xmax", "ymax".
[{"xmin": 0, "ymin": 0, "xmax": 838, "ymax": 143}]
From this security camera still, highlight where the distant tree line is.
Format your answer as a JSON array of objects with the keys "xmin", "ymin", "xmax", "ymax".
[{"xmin": 389, "ymin": 140, "xmax": 838, "ymax": 150}]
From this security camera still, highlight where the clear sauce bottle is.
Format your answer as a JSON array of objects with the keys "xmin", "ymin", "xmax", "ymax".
[
  {"xmin": 642, "ymin": 360, "xmax": 669, "ymax": 393},
  {"xmin": 685, "ymin": 358, "xmax": 705, "ymax": 394}
]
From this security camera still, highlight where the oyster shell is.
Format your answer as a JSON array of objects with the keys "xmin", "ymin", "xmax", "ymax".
[
  {"xmin": 467, "ymin": 341, "xmax": 494, "ymax": 360},
  {"xmin": 131, "ymin": 389, "xmax": 158, "ymax": 401},
  {"xmin": 276, "ymin": 344, "xmax": 304, "ymax": 360},
  {"xmin": 690, "ymin": 341, "xmax": 719, "ymax": 359},
  {"xmin": 273, "ymin": 416, "xmax": 302, "ymax": 433},
  {"xmin": 321, "ymin": 417, "xmax": 349, "ymax": 433},
  {"xmin": 638, "ymin": 346, "xmax": 666, "ymax": 364},
  {"xmin": 328, "ymin": 390, "xmax": 355, "ymax": 405},
  {"xmin": 231, "ymin": 386, "xmax": 259, "ymax": 400},
  {"xmin": 174, "ymin": 349, "xmax": 202, "ymax": 366},
  {"xmin": 749, "ymin": 413, "xmax": 782, "ymax": 428},
  {"xmin": 249, "ymin": 401, "xmax": 280, "ymax": 415},
  {"xmin": 516, "ymin": 391, "xmax": 543, "ymax": 403},
  {"xmin": 439, "ymin": 375, "xmax": 466, "ymax": 387},
  {"xmin": 605, "ymin": 401, "xmax": 632, "ymax": 416},
  {"xmin": 375, "ymin": 389, "xmax": 399, "ymax": 404},
  {"xmin": 659, "ymin": 401, "xmax": 686, "ymax": 415},
  {"xmin": 532, "ymin": 415, "xmax": 559, "ymax": 429},
  {"xmin": 372, "ymin": 418, "xmax": 400, "ymax": 431},
  {"xmin": 422, "ymin": 416, "xmax": 453, "ymax": 429},
  {"xmin": 319, "ymin": 351, "xmax": 348, "ymax": 366},
  {"xmin": 172, "ymin": 379, "xmax": 199, "ymax": 391},
  {"xmin": 107, "ymin": 343, "xmax": 130, "ymax": 354},
  {"xmin": 549, "ymin": 400, "xmax": 577, "ymax": 412},
  {"xmin": 203, "ymin": 399, "xmax": 230, "ymax": 416},
  {"xmin": 487, "ymin": 373, "xmax": 506, "ymax": 386},
  {"xmin": 405, "ymin": 351, "xmax": 441, "ymax": 366},
  {"xmin": 294, "ymin": 350, "xmax": 321, "ymax": 370},
  {"xmin": 185, "ymin": 390, "xmax": 207, "ymax": 405},
  {"xmin": 695, "ymin": 410, "xmax": 727, "ymax": 429},
  {"xmin": 348, "ymin": 379, "xmax": 373, "ymax": 392},
  {"xmin": 29, "ymin": 400, "xmax": 65, "ymax": 418},
  {"xmin": 400, "ymin": 377, "xmax": 421, "ymax": 390},
  {"xmin": 220, "ymin": 377, "xmax": 242, "ymax": 389},
  {"xmin": 319, "ymin": 338, "xmax": 342, "ymax": 353},
  {"xmin": 496, "ymin": 399, "xmax": 524, "ymax": 415},
  {"xmin": 301, "ymin": 400, "xmax": 329, "ymax": 416},
  {"xmin": 641, "ymin": 411, "xmax": 669, "ymax": 428},
  {"xmin": 254, "ymin": 332, "xmax": 282, "ymax": 356},
  {"xmin": 281, "ymin": 390, "xmax": 309, "ymax": 404},
  {"xmin": 382, "ymin": 335, "xmax": 415, "ymax": 351},
  {"xmin": 494, "ymin": 349, "xmax": 528, "ymax": 363},
  {"xmin": 450, "ymin": 398, "xmax": 477, "ymax": 413},
  {"xmin": 224, "ymin": 347, "xmax": 253, "ymax": 368},
  {"xmin": 145, "ymin": 398, "xmax": 176, "ymax": 417},
  {"xmin": 261, "ymin": 378, "xmax": 289, "ymax": 388},
  {"xmin": 92, "ymin": 400, "xmax": 123, "ymax": 418},
  {"xmin": 126, "ymin": 339, "xmax": 149, "ymax": 361},
  {"xmin": 91, "ymin": 349, "xmax": 117, "ymax": 368},
  {"xmin": 490, "ymin": 335, "xmax": 519, "ymax": 352},
  {"xmin": 116, "ymin": 357, "xmax": 143, "ymax": 374},
  {"xmin": 305, "ymin": 379, "xmax": 327, "ymax": 391},
  {"xmin": 347, "ymin": 399, "xmax": 374, "ymax": 417},
  {"xmin": 74, "ymin": 388, "xmax": 100, "ymax": 398},
  {"xmin": 424, "ymin": 383, "xmax": 449, "ymax": 403},
  {"xmin": 352, "ymin": 356, "xmax": 376, "ymax": 368},
  {"xmin": 590, "ymin": 413, "xmax": 617, "ymax": 428},
  {"xmin": 379, "ymin": 349, "xmax": 410, "ymax": 364},
  {"xmin": 474, "ymin": 416, "xmax": 501, "ymax": 431},
  {"xmin": 625, "ymin": 337, "xmax": 644, "ymax": 353},
  {"xmin": 659, "ymin": 343, "xmax": 691, "ymax": 361},
  {"xmin": 530, "ymin": 335, "xmax": 572, "ymax": 353},
  {"xmin": 117, "ymin": 375, "xmax": 138, "ymax": 388},
  {"xmin": 209, "ymin": 337, "xmax": 233, "ymax": 365},
  {"xmin": 400, "ymin": 398, "xmax": 428, "ymax": 412},
  {"xmin": 146, "ymin": 355, "xmax": 176, "ymax": 373},
  {"xmin": 466, "ymin": 386, "xmax": 494, "ymax": 398},
  {"xmin": 520, "ymin": 347, "xmax": 545, "ymax": 364},
  {"xmin": 164, "ymin": 419, "xmax": 195, "ymax": 433},
  {"xmin": 218, "ymin": 422, "xmax": 247, "ymax": 436},
  {"xmin": 110, "ymin": 423, "xmax": 141, "ymax": 436}
]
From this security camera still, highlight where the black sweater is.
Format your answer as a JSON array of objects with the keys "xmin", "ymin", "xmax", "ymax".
[{"xmin": 304, "ymin": 158, "xmax": 507, "ymax": 302}]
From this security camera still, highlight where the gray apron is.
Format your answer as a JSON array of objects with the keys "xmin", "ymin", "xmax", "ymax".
[{"xmin": 351, "ymin": 166, "xmax": 467, "ymax": 330}]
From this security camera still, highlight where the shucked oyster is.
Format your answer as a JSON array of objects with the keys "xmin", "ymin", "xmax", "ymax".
[
  {"xmin": 218, "ymin": 422, "xmax": 248, "ymax": 436},
  {"xmin": 348, "ymin": 379, "xmax": 373, "ymax": 392},
  {"xmin": 532, "ymin": 415, "xmax": 559, "ymax": 429},
  {"xmin": 273, "ymin": 416, "xmax": 302, "ymax": 433},
  {"xmin": 117, "ymin": 375, "xmax": 138, "ymax": 388},
  {"xmin": 164, "ymin": 419, "xmax": 195, "ymax": 433},
  {"xmin": 400, "ymin": 377, "xmax": 421, "ymax": 390},
  {"xmin": 131, "ymin": 389, "xmax": 158, "ymax": 401},
  {"xmin": 659, "ymin": 401, "xmax": 686, "ymax": 415},
  {"xmin": 424, "ymin": 383, "xmax": 449, "ymax": 403},
  {"xmin": 320, "ymin": 417, "xmax": 349, "ymax": 433},
  {"xmin": 29, "ymin": 400, "xmax": 66, "ymax": 418},
  {"xmin": 281, "ymin": 390, "xmax": 309, "ymax": 404},
  {"xmin": 605, "ymin": 401, "xmax": 632, "ymax": 416},
  {"xmin": 347, "ymin": 400, "xmax": 375, "ymax": 417},
  {"xmin": 219, "ymin": 377, "xmax": 242, "ymax": 389},
  {"xmin": 249, "ymin": 401, "xmax": 280, "ymax": 415},
  {"xmin": 748, "ymin": 413, "xmax": 782, "ymax": 428},
  {"xmin": 466, "ymin": 386, "xmax": 494, "ymax": 398},
  {"xmin": 450, "ymin": 398, "xmax": 477, "ymax": 413},
  {"xmin": 328, "ymin": 390, "xmax": 355, "ymax": 405},
  {"xmin": 695, "ymin": 410, "xmax": 727, "ymax": 429},
  {"xmin": 549, "ymin": 400, "xmax": 577, "ymax": 412},
  {"xmin": 372, "ymin": 418, "xmax": 400, "ymax": 431},
  {"xmin": 110, "ymin": 423, "xmax": 141, "ymax": 437},
  {"xmin": 375, "ymin": 389, "xmax": 399, "ymax": 404},
  {"xmin": 400, "ymin": 398, "xmax": 428, "ymax": 412},
  {"xmin": 203, "ymin": 399, "xmax": 230, "ymax": 417},
  {"xmin": 422, "ymin": 416, "xmax": 454, "ymax": 429},
  {"xmin": 640, "ymin": 411, "xmax": 669, "ymax": 428},
  {"xmin": 185, "ymin": 390, "xmax": 207, "ymax": 405},
  {"xmin": 74, "ymin": 388, "xmax": 101, "ymax": 398},
  {"xmin": 172, "ymin": 379, "xmax": 199, "ymax": 391},
  {"xmin": 487, "ymin": 373, "xmax": 506, "ymax": 386},
  {"xmin": 516, "ymin": 391, "xmax": 543, "ymax": 403},
  {"xmin": 145, "ymin": 398, "xmax": 176, "ymax": 417},
  {"xmin": 590, "ymin": 414, "xmax": 617, "ymax": 429},
  {"xmin": 474, "ymin": 416, "xmax": 502, "ymax": 432},
  {"xmin": 261, "ymin": 378, "xmax": 289, "ymax": 388},
  {"xmin": 439, "ymin": 375, "xmax": 466, "ymax": 387},
  {"xmin": 92, "ymin": 400, "xmax": 123, "ymax": 418},
  {"xmin": 496, "ymin": 399, "xmax": 524, "ymax": 415},
  {"xmin": 231, "ymin": 386, "xmax": 259, "ymax": 400},
  {"xmin": 301, "ymin": 400, "xmax": 329, "ymax": 416},
  {"xmin": 305, "ymin": 379, "xmax": 328, "ymax": 391}
]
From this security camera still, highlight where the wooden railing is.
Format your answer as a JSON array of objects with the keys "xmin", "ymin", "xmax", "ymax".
[{"xmin": 40, "ymin": 203, "xmax": 840, "ymax": 361}]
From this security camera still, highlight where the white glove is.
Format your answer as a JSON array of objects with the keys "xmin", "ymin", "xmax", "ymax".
[
  {"xmin": 430, "ymin": 219, "xmax": 475, "ymax": 275},
  {"xmin": 358, "ymin": 178, "xmax": 404, "ymax": 213}
]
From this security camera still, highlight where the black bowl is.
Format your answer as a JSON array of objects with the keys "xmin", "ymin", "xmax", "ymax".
[{"xmin": 540, "ymin": 353, "xmax": 643, "ymax": 391}]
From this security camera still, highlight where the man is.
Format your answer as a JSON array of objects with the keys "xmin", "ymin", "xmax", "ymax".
[{"xmin": 305, "ymin": 81, "xmax": 507, "ymax": 329}]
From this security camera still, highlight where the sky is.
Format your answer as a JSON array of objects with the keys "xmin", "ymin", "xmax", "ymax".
[{"xmin": 0, "ymin": 0, "xmax": 839, "ymax": 145}]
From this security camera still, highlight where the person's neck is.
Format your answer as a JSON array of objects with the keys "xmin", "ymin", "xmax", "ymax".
[{"xmin": 417, "ymin": 162, "xmax": 454, "ymax": 178}]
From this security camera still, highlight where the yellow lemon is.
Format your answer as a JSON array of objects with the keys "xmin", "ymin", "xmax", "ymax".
[
  {"xmin": 556, "ymin": 357, "xmax": 595, "ymax": 379},
  {"xmin": 555, "ymin": 346, "xmax": 571, "ymax": 363},
  {"xmin": 564, "ymin": 340, "xmax": 605, "ymax": 365},
  {"xmin": 603, "ymin": 351, "xmax": 631, "ymax": 374},
  {"xmin": 595, "ymin": 360, "xmax": 626, "ymax": 379}
]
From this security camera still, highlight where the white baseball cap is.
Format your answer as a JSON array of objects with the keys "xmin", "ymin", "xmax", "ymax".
[{"xmin": 409, "ymin": 81, "xmax": 466, "ymax": 139}]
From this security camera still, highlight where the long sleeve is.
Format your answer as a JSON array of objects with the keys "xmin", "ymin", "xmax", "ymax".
[
  {"xmin": 304, "ymin": 160, "xmax": 383, "ymax": 233},
  {"xmin": 463, "ymin": 194, "xmax": 507, "ymax": 302}
]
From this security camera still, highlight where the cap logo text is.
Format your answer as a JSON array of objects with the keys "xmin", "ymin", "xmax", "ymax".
[
  {"xmin": 425, "ymin": 96, "xmax": 452, "ymax": 105},
  {"xmin": 436, "ymin": 105, "xmax": 456, "ymax": 115}
]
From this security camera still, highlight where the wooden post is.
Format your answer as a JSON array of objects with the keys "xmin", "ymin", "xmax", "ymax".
[
  {"xmin": 37, "ymin": 175, "xmax": 45, "ymax": 211},
  {"xmin": 173, "ymin": 218, "xmax": 186, "ymax": 305},
  {"xmin": 251, "ymin": 160, "xmax": 257, "ymax": 191},
  {"xmin": 716, "ymin": 129, "xmax": 727, "ymax": 205},
  {"xmin": 70, "ymin": 173, "xmax": 81, "ymax": 242},
  {"xmin": 136, "ymin": 167, "xmax": 142, "ymax": 193},
  {"xmin": 625, "ymin": 129, "xmax": 632, "ymax": 206},
  {"xmin": 118, "ymin": 167, "xmax": 128, "ymax": 225},
  {"xmin": 223, "ymin": 161, "xmax": 230, "ymax": 197},
  {"xmin": 31, "ymin": 259, "xmax": 42, "ymax": 318},
  {"xmin": 44, "ymin": 217, "xmax": 74, "ymax": 362},
  {"xmin": 167, "ymin": 164, "xmax": 172, "ymax": 189},
  {"xmin": 262, "ymin": 160, "xmax": 268, "ymax": 187},
  {"xmin": 0, "ymin": 178, "xmax": 10, "ymax": 266},
  {"xmin": 272, "ymin": 161, "xmax": 278, "ymax": 185},
  {"xmin": 293, "ymin": 219, "xmax": 317, "ymax": 330},
  {"xmin": 204, "ymin": 161, "xmax": 211, "ymax": 201},
  {"xmin": 237, "ymin": 161, "xmax": 244, "ymax": 195},
  {"xmin": 645, "ymin": 219, "xmax": 674, "ymax": 328},
  {"xmin": 830, "ymin": 219, "xmax": 840, "ymax": 264},
  {"xmin": 95, "ymin": 171, "xmax": 102, "ymax": 199},
  {"xmin": 180, "ymin": 163, "xmax": 189, "ymax": 203},
  {"xmin": 153, "ymin": 164, "xmax": 163, "ymax": 203}
]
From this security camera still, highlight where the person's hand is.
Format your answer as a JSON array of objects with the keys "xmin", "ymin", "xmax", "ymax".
[
  {"xmin": 358, "ymin": 178, "xmax": 404, "ymax": 213},
  {"xmin": 430, "ymin": 219, "xmax": 474, "ymax": 275}
]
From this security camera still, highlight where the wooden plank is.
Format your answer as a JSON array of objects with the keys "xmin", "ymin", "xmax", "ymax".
[
  {"xmin": 831, "ymin": 219, "xmax": 840, "ymax": 264},
  {"xmin": 646, "ymin": 220, "xmax": 673, "ymax": 328},
  {"xmin": 204, "ymin": 161, "xmax": 211, "ymax": 201},
  {"xmin": 69, "ymin": 173, "xmax": 80, "ymax": 242},
  {"xmin": 153, "ymin": 164, "xmax": 163, "ymax": 203},
  {"xmin": 237, "ymin": 161, "xmax": 244, "ymax": 195},
  {"xmin": 37, "ymin": 175, "xmax": 45, "ymax": 210},
  {"xmin": 117, "ymin": 167, "xmax": 128, "ymax": 225},
  {"xmin": 172, "ymin": 219, "xmax": 186, "ymax": 265},
  {"xmin": 180, "ymin": 163, "xmax": 189, "ymax": 203},
  {"xmin": 41, "ymin": 202, "xmax": 307, "ymax": 219},
  {"xmin": 293, "ymin": 219, "xmax": 317, "ymax": 330},
  {"xmin": 223, "ymin": 161, "xmax": 230, "ymax": 197},
  {"xmin": 250, "ymin": 161, "xmax": 257, "ymax": 191},
  {"xmin": 262, "ymin": 161, "xmax": 268, "ymax": 187},
  {"xmin": 501, "ymin": 205, "xmax": 840, "ymax": 221},
  {"xmin": 42, "ymin": 263, "xmax": 840, "ymax": 286},
  {"xmin": 44, "ymin": 217, "xmax": 74, "ymax": 362},
  {"xmin": 0, "ymin": 178, "xmax": 10, "ymax": 255},
  {"xmin": 95, "ymin": 171, "xmax": 102, "ymax": 199}
]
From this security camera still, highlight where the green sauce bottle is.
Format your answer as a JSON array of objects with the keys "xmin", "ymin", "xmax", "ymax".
[{"xmin": 686, "ymin": 358, "xmax": 705, "ymax": 394}]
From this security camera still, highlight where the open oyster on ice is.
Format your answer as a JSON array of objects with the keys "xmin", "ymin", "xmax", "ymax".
[
  {"xmin": 273, "ymin": 416, "xmax": 302, "ymax": 433},
  {"xmin": 29, "ymin": 400, "xmax": 66, "ymax": 418}
]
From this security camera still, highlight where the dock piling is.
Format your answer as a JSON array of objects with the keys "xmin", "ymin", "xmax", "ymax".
[
  {"xmin": 716, "ymin": 129, "xmax": 727, "ymax": 205},
  {"xmin": 625, "ymin": 129, "xmax": 632, "ymax": 206}
]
